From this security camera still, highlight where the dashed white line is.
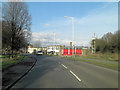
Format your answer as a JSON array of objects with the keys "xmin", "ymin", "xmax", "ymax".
[
  {"xmin": 69, "ymin": 70, "xmax": 81, "ymax": 82},
  {"xmin": 61, "ymin": 64, "xmax": 68, "ymax": 69}
]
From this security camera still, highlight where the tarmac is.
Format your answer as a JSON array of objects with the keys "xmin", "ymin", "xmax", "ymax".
[{"xmin": 2, "ymin": 55, "xmax": 36, "ymax": 90}]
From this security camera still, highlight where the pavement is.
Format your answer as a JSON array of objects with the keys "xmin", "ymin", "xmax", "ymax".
[
  {"xmin": 11, "ymin": 55, "xmax": 118, "ymax": 88},
  {"xmin": 2, "ymin": 55, "xmax": 36, "ymax": 90}
]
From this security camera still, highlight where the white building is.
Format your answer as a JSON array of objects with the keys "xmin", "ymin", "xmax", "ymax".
[
  {"xmin": 27, "ymin": 44, "xmax": 63, "ymax": 55},
  {"xmin": 47, "ymin": 45, "xmax": 62, "ymax": 55},
  {"xmin": 28, "ymin": 47, "xmax": 42, "ymax": 53}
]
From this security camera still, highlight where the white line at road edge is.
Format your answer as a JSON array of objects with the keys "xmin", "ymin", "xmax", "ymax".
[
  {"xmin": 69, "ymin": 70, "xmax": 81, "ymax": 82},
  {"xmin": 61, "ymin": 64, "xmax": 68, "ymax": 69}
]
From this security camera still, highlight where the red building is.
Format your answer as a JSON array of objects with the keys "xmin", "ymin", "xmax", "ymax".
[{"xmin": 62, "ymin": 47, "xmax": 82, "ymax": 56}]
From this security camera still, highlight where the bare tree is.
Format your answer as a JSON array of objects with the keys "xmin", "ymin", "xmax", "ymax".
[{"xmin": 2, "ymin": 2, "xmax": 31, "ymax": 58}]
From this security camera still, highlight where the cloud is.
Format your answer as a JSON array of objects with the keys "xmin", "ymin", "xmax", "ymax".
[
  {"xmin": 32, "ymin": 32, "xmax": 53, "ymax": 42},
  {"xmin": 44, "ymin": 24, "xmax": 50, "ymax": 27},
  {"xmin": 31, "ymin": 32, "xmax": 90, "ymax": 47},
  {"xmin": 31, "ymin": 32, "xmax": 69, "ymax": 46}
]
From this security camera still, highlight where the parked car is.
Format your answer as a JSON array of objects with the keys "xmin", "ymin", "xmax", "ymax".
[{"xmin": 36, "ymin": 51, "xmax": 43, "ymax": 56}]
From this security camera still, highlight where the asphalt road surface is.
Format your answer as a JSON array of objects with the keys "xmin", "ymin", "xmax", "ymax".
[{"xmin": 12, "ymin": 55, "xmax": 118, "ymax": 88}]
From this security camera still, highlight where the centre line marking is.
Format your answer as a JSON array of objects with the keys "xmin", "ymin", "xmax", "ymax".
[
  {"xmin": 69, "ymin": 70, "xmax": 81, "ymax": 82},
  {"xmin": 61, "ymin": 64, "xmax": 68, "ymax": 69}
]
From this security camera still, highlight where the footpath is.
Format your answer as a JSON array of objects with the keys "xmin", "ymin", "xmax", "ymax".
[{"xmin": 2, "ymin": 56, "xmax": 37, "ymax": 90}]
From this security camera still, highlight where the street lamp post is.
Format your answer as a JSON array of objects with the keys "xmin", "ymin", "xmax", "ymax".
[{"xmin": 64, "ymin": 16, "xmax": 74, "ymax": 56}]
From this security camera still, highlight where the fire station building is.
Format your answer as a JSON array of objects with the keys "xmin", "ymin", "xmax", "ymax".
[{"xmin": 62, "ymin": 46, "xmax": 83, "ymax": 56}]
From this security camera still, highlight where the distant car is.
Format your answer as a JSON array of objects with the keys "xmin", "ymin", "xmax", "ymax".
[{"xmin": 36, "ymin": 51, "xmax": 43, "ymax": 56}]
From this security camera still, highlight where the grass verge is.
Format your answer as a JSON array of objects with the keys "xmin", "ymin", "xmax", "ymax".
[
  {"xmin": 63, "ymin": 57, "xmax": 118, "ymax": 70},
  {"xmin": 2, "ymin": 55, "xmax": 26, "ymax": 70},
  {"xmin": 78, "ymin": 53, "xmax": 118, "ymax": 61},
  {"xmin": 0, "ymin": 55, "xmax": 10, "ymax": 58}
]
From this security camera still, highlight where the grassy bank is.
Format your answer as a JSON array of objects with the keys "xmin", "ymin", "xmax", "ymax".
[
  {"xmin": 2, "ymin": 55, "xmax": 26, "ymax": 69},
  {"xmin": 80, "ymin": 52, "xmax": 118, "ymax": 61},
  {"xmin": 63, "ymin": 56, "xmax": 118, "ymax": 70}
]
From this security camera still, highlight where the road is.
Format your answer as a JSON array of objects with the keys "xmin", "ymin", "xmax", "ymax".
[{"xmin": 12, "ymin": 55, "xmax": 118, "ymax": 88}]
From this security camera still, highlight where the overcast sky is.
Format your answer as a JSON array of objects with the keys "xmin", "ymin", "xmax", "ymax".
[{"xmin": 27, "ymin": 2, "xmax": 118, "ymax": 47}]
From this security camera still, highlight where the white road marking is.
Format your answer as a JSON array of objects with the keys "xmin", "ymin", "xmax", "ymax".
[
  {"xmin": 61, "ymin": 64, "xmax": 68, "ymax": 69},
  {"xmin": 69, "ymin": 70, "xmax": 81, "ymax": 82},
  {"xmin": 61, "ymin": 63, "xmax": 81, "ymax": 82}
]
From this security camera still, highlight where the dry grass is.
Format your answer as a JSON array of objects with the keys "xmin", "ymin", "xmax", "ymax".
[{"xmin": 81, "ymin": 52, "xmax": 118, "ymax": 61}]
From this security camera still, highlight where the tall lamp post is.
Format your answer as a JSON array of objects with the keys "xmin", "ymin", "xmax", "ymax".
[{"xmin": 64, "ymin": 16, "xmax": 74, "ymax": 56}]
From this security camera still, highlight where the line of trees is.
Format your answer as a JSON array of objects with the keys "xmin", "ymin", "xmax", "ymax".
[
  {"xmin": 95, "ymin": 30, "xmax": 120, "ymax": 54},
  {"xmin": 2, "ymin": 2, "xmax": 31, "ymax": 58}
]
